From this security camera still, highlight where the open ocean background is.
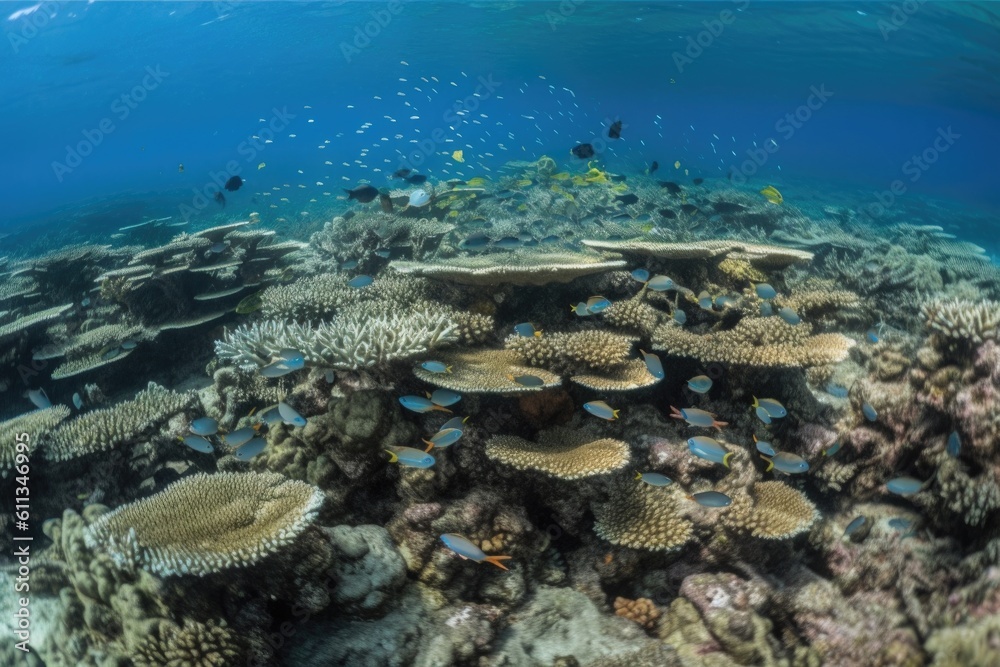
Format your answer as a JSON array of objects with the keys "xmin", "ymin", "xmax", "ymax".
[{"xmin": 2, "ymin": 1, "xmax": 999, "ymax": 257}]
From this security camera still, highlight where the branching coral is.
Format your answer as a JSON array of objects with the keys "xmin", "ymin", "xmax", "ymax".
[
  {"xmin": 0, "ymin": 406, "xmax": 70, "ymax": 472},
  {"xmin": 485, "ymin": 427, "xmax": 630, "ymax": 479},
  {"xmin": 133, "ymin": 619, "xmax": 243, "ymax": 667},
  {"xmin": 45, "ymin": 382, "xmax": 197, "ymax": 461},
  {"xmin": 593, "ymin": 483, "xmax": 694, "ymax": 552},
  {"xmin": 652, "ymin": 317, "xmax": 854, "ymax": 368},
  {"xmin": 259, "ymin": 272, "xmax": 358, "ymax": 320},
  {"xmin": 921, "ymin": 298, "xmax": 1000, "ymax": 345},
  {"xmin": 505, "ymin": 330, "xmax": 636, "ymax": 373},
  {"xmin": 84, "ymin": 471, "xmax": 324, "ymax": 576},
  {"xmin": 602, "ymin": 296, "xmax": 662, "ymax": 336}
]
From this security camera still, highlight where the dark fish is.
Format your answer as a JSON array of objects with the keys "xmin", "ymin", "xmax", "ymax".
[
  {"xmin": 693, "ymin": 178, "xmax": 704, "ymax": 185},
  {"xmin": 345, "ymin": 184, "xmax": 379, "ymax": 203},
  {"xmin": 392, "ymin": 168, "xmax": 412, "ymax": 178},
  {"xmin": 608, "ymin": 119, "xmax": 622, "ymax": 139},
  {"xmin": 659, "ymin": 181, "xmax": 681, "ymax": 194},
  {"xmin": 405, "ymin": 174, "xmax": 428, "ymax": 185},
  {"xmin": 224, "ymin": 175, "xmax": 243, "ymax": 192},
  {"xmin": 680, "ymin": 204, "xmax": 699, "ymax": 215},
  {"xmin": 571, "ymin": 143, "xmax": 595, "ymax": 159},
  {"xmin": 610, "ymin": 174, "xmax": 627, "ymax": 183},
  {"xmin": 615, "ymin": 193, "xmax": 639, "ymax": 206},
  {"xmin": 713, "ymin": 202, "xmax": 746, "ymax": 214},
  {"xmin": 214, "ymin": 191, "xmax": 226, "ymax": 207},
  {"xmin": 658, "ymin": 208, "xmax": 677, "ymax": 219},
  {"xmin": 649, "ymin": 161, "xmax": 659, "ymax": 174},
  {"xmin": 379, "ymin": 193, "xmax": 394, "ymax": 213}
]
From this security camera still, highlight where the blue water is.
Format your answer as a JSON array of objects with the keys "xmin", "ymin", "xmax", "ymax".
[{"xmin": 2, "ymin": 1, "xmax": 999, "ymax": 251}]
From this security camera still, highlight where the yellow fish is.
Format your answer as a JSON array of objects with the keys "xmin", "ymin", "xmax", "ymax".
[
  {"xmin": 258, "ymin": 162, "xmax": 266, "ymax": 170},
  {"xmin": 452, "ymin": 150, "xmax": 464, "ymax": 163},
  {"xmin": 674, "ymin": 160, "xmax": 681, "ymax": 169},
  {"xmin": 178, "ymin": 163, "xmax": 184, "ymax": 173},
  {"xmin": 571, "ymin": 176, "xmax": 587, "ymax": 186},
  {"xmin": 517, "ymin": 203, "xmax": 528, "ymax": 211},
  {"xmin": 467, "ymin": 177, "xmax": 486, "ymax": 187},
  {"xmin": 447, "ymin": 210, "xmax": 459, "ymax": 218},
  {"xmin": 515, "ymin": 179, "xmax": 533, "ymax": 187},
  {"xmin": 551, "ymin": 172, "xmax": 571, "ymax": 180},
  {"xmin": 760, "ymin": 185, "xmax": 783, "ymax": 205}
]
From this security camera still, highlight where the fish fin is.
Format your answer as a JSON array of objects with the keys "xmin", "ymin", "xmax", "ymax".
[
  {"xmin": 751, "ymin": 396, "xmax": 759, "ymax": 408},
  {"xmin": 752, "ymin": 434, "xmax": 758, "ymax": 443},
  {"xmin": 505, "ymin": 374, "xmax": 515, "ymax": 382},
  {"xmin": 422, "ymin": 440, "xmax": 434, "ymax": 453},
  {"xmin": 714, "ymin": 421, "xmax": 729, "ymax": 430},
  {"xmin": 534, "ymin": 330, "xmax": 542, "ymax": 337},
  {"xmin": 484, "ymin": 555, "xmax": 512, "ymax": 571},
  {"xmin": 612, "ymin": 409, "xmax": 620, "ymax": 420},
  {"xmin": 433, "ymin": 405, "xmax": 454, "ymax": 414},
  {"xmin": 385, "ymin": 450, "xmax": 399, "ymax": 463},
  {"xmin": 760, "ymin": 455, "xmax": 774, "ymax": 472},
  {"xmin": 635, "ymin": 472, "xmax": 642, "ymax": 480},
  {"xmin": 685, "ymin": 495, "xmax": 696, "ymax": 502},
  {"xmin": 722, "ymin": 452, "xmax": 734, "ymax": 468},
  {"xmin": 446, "ymin": 366, "xmax": 453, "ymax": 373}
]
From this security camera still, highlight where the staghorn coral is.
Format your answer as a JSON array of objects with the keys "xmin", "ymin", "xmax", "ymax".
[
  {"xmin": 922, "ymin": 298, "xmax": 1000, "ymax": 346},
  {"xmin": 259, "ymin": 272, "xmax": 359, "ymax": 320},
  {"xmin": 602, "ymin": 296, "xmax": 662, "ymax": 336},
  {"xmin": 653, "ymin": 317, "xmax": 854, "ymax": 368},
  {"xmin": 412, "ymin": 348, "xmax": 561, "ymax": 393},
  {"xmin": 485, "ymin": 427, "xmax": 630, "ymax": 479},
  {"xmin": 45, "ymin": 382, "xmax": 196, "ymax": 462},
  {"xmin": 0, "ymin": 406, "xmax": 70, "ymax": 472},
  {"xmin": 505, "ymin": 330, "xmax": 636, "ymax": 373},
  {"xmin": 453, "ymin": 310, "xmax": 495, "ymax": 345},
  {"xmin": 925, "ymin": 613, "xmax": 1000, "ymax": 667},
  {"xmin": 723, "ymin": 481, "xmax": 819, "ymax": 540},
  {"xmin": 132, "ymin": 619, "xmax": 243, "ymax": 667},
  {"xmin": 216, "ymin": 305, "xmax": 458, "ymax": 371},
  {"xmin": 391, "ymin": 251, "xmax": 628, "ymax": 286},
  {"xmin": 593, "ymin": 483, "xmax": 694, "ymax": 552},
  {"xmin": 84, "ymin": 471, "xmax": 324, "ymax": 576}
]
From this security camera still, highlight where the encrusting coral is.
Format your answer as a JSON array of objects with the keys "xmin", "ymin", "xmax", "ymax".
[{"xmin": 84, "ymin": 471, "xmax": 324, "ymax": 576}]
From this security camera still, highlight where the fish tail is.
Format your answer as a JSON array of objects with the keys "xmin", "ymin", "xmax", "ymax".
[
  {"xmin": 422, "ymin": 440, "xmax": 435, "ymax": 453},
  {"xmin": 343, "ymin": 189, "xmax": 354, "ymax": 199},
  {"xmin": 433, "ymin": 405, "xmax": 454, "ymax": 414},
  {"xmin": 751, "ymin": 396, "xmax": 759, "ymax": 408},
  {"xmin": 635, "ymin": 472, "xmax": 642, "ymax": 480},
  {"xmin": 385, "ymin": 450, "xmax": 399, "ymax": 463},
  {"xmin": 715, "ymin": 421, "xmax": 729, "ymax": 430},
  {"xmin": 534, "ymin": 330, "xmax": 542, "ymax": 337},
  {"xmin": 722, "ymin": 452, "xmax": 734, "ymax": 468},
  {"xmin": 612, "ymin": 410, "xmax": 620, "ymax": 420},
  {"xmin": 484, "ymin": 555, "xmax": 512, "ymax": 571},
  {"xmin": 446, "ymin": 366, "xmax": 453, "ymax": 373},
  {"xmin": 760, "ymin": 455, "xmax": 774, "ymax": 472}
]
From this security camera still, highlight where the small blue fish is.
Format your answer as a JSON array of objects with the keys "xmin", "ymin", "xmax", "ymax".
[
  {"xmin": 688, "ymin": 436, "xmax": 733, "ymax": 467},
  {"xmin": 754, "ymin": 436, "xmax": 775, "ymax": 457},
  {"xmin": 387, "ymin": 447, "xmax": 436, "ymax": 469},
  {"xmin": 278, "ymin": 401, "xmax": 307, "ymax": 427},
  {"xmin": 755, "ymin": 283, "xmax": 777, "ymax": 300},
  {"xmin": 886, "ymin": 476, "xmax": 923, "ymax": 496},
  {"xmin": 440, "ymin": 533, "xmax": 511, "ymax": 570},
  {"xmin": 826, "ymin": 384, "xmax": 848, "ymax": 398},
  {"xmin": 440, "ymin": 416, "xmax": 469, "ymax": 432},
  {"xmin": 223, "ymin": 427, "xmax": 255, "ymax": 448},
  {"xmin": 190, "ymin": 417, "xmax": 219, "ymax": 436},
  {"xmin": 258, "ymin": 405, "xmax": 283, "ymax": 425},
  {"xmin": 761, "ymin": 452, "xmax": 809, "ymax": 474},
  {"xmin": 583, "ymin": 400, "xmax": 619, "ymax": 421},
  {"xmin": 27, "ymin": 388, "xmax": 51, "ymax": 409},
  {"xmin": 374, "ymin": 249, "xmax": 391, "ymax": 259},
  {"xmin": 714, "ymin": 295, "xmax": 735, "ymax": 309},
  {"xmin": 513, "ymin": 322, "xmax": 541, "ymax": 338},
  {"xmin": 235, "ymin": 437, "xmax": 267, "ymax": 460},
  {"xmin": 862, "ymin": 403, "xmax": 878, "ymax": 421},
  {"xmin": 420, "ymin": 361, "xmax": 452, "ymax": 374},
  {"xmin": 210, "ymin": 242, "xmax": 227, "ymax": 254},
  {"xmin": 636, "ymin": 472, "xmax": 673, "ymax": 487},
  {"xmin": 540, "ymin": 234, "xmax": 561, "ymax": 244},
  {"xmin": 946, "ymin": 431, "xmax": 960, "ymax": 458},
  {"xmin": 429, "ymin": 389, "xmax": 461, "ymax": 407},
  {"xmin": 647, "ymin": 275, "xmax": 675, "ymax": 291},
  {"xmin": 494, "ymin": 237, "xmax": 521, "ymax": 249},
  {"xmin": 673, "ymin": 309, "xmax": 687, "ymax": 325},
  {"xmin": 121, "ymin": 340, "xmax": 137, "ymax": 350},
  {"xmin": 278, "ymin": 349, "xmax": 305, "ymax": 366},
  {"xmin": 341, "ymin": 259, "xmax": 359, "ymax": 270},
  {"xmin": 866, "ymin": 329, "xmax": 880, "ymax": 344},
  {"xmin": 823, "ymin": 441, "xmax": 843, "ymax": 457},
  {"xmin": 423, "ymin": 428, "xmax": 463, "ymax": 450},
  {"xmin": 752, "ymin": 397, "xmax": 787, "ymax": 419},
  {"xmin": 639, "ymin": 350, "xmax": 664, "ymax": 380},
  {"xmin": 462, "ymin": 233, "xmax": 491, "ymax": 249},
  {"xmin": 260, "ymin": 360, "xmax": 299, "ymax": 378},
  {"xmin": 888, "ymin": 517, "xmax": 913, "ymax": 531},
  {"xmin": 687, "ymin": 491, "xmax": 732, "ymax": 507},
  {"xmin": 102, "ymin": 347, "xmax": 121, "ymax": 361},
  {"xmin": 687, "ymin": 375, "xmax": 712, "ymax": 394},
  {"xmin": 180, "ymin": 435, "xmax": 214, "ymax": 454},
  {"xmin": 631, "ymin": 268, "xmax": 650, "ymax": 283},
  {"xmin": 80, "ymin": 297, "xmax": 91, "ymax": 307},
  {"xmin": 586, "ymin": 295, "xmax": 612, "ymax": 314},
  {"xmin": 325, "ymin": 369, "xmax": 335, "ymax": 383},
  {"xmin": 760, "ymin": 302, "xmax": 773, "ymax": 317},
  {"xmin": 347, "ymin": 275, "xmax": 374, "ymax": 288},
  {"xmin": 399, "ymin": 395, "xmax": 452, "ymax": 414},
  {"xmin": 777, "ymin": 307, "xmax": 801, "ymax": 325},
  {"xmin": 571, "ymin": 301, "xmax": 591, "ymax": 317},
  {"xmin": 844, "ymin": 516, "xmax": 868, "ymax": 537},
  {"xmin": 698, "ymin": 291, "xmax": 713, "ymax": 310},
  {"xmin": 507, "ymin": 374, "xmax": 545, "ymax": 387},
  {"xmin": 671, "ymin": 406, "xmax": 727, "ymax": 429},
  {"xmin": 72, "ymin": 392, "xmax": 83, "ymax": 410},
  {"xmin": 755, "ymin": 406, "xmax": 772, "ymax": 424}
]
